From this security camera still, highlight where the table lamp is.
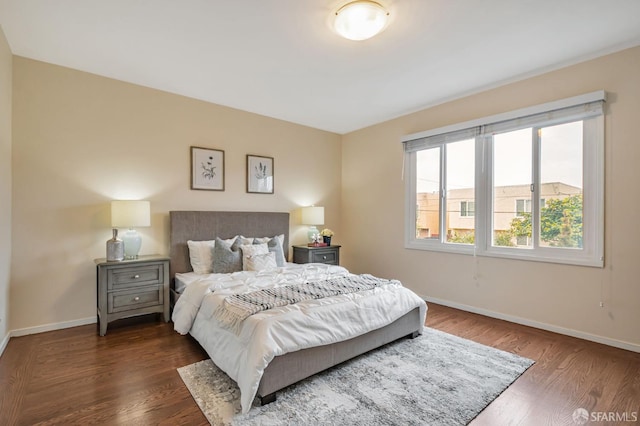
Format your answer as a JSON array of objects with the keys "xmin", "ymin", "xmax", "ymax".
[
  {"xmin": 111, "ymin": 200, "xmax": 151, "ymax": 259},
  {"xmin": 301, "ymin": 206, "xmax": 324, "ymax": 243}
]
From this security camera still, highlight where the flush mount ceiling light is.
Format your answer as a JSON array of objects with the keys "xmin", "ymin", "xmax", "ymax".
[{"xmin": 333, "ymin": 1, "xmax": 390, "ymax": 41}]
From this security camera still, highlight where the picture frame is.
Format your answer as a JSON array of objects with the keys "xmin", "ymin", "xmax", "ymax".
[
  {"xmin": 191, "ymin": 146, "xmax": 225, "ymax": 191},
  {"xmin": 246, "ymin": 154, "xmax": 274, "ymax": 194}
]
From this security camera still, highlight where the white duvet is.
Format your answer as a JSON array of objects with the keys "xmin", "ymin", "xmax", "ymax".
[{"xmin": 172, "ymin": 263, "xmax": 426, "ymax": 414}]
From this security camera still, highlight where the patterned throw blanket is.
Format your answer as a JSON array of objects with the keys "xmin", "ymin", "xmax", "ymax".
[{"xmin": 213, "ymin": 274, "xmax": 393, "ymax": 332}]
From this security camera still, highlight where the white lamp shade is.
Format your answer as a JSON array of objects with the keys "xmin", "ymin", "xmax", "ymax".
[
  {"xmin": 301, "ymin": 206, "xmax": 324, "ymax": 225},
  {"xmin": 334, "ymin": 1, "xmax": 389, "ymax": 41},
  {"xmin": 111, "ymin": 200, "xmax": 151, "ymax": 228}
]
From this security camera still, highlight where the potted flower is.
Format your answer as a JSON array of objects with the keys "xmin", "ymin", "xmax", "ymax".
[{"xmin": 320, "ymin": 228, "xmax": 334, "ymax": 246}]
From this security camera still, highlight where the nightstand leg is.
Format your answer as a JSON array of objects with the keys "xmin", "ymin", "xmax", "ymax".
[
  {"xmin": 163, "ymin": 293, "xmax": 170, "ymax": 322},
  {"xmin": 99, "ymin": 319, "xmax": 108, "ymax": 336}
]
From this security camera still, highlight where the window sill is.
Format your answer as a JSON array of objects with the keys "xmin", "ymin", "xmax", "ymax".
[{"xmin": 405, "ymin": 240, "xmax": 603, "ymax": 268}]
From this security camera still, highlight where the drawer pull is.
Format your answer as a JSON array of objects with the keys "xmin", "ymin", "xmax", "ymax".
[
  {"xmin": 323, "ymin": 256, "xmax": 327, "ymax": 260},
  {"xmin": 133, "ymin": 274, "xmax": 140, "ymax": 279},
  {"xmin": 134, "ymin": 296, "xmax": 140, "ymax": 301}
]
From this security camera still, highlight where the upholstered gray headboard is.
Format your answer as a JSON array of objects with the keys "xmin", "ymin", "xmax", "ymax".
[{"xmin": 169, "ymin": 211, "xmax": 290, "ymax": 279}]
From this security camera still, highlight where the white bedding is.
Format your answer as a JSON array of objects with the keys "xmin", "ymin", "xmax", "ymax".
[
  {"xmin": 174, "ymin": 262, "xmax": 297, "ymax": 293},
  {"xmin": 172, "ymin": 263, "xmax": 426, "ymax": 414},
  {"xmin": 174, "ymin": 272, "xmax": 199, "ymax": 294}
]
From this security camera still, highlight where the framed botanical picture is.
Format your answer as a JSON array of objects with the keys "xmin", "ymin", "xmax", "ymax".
[
  {"xmin": 247, "ymin": 154, "xmax": 274, "ymax": 194},
  {"xmin": 191, "ymin": 146, "xmax": 225, "ymax": 191}
]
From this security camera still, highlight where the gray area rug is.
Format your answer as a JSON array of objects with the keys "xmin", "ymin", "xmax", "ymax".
[{"xmin": 177, "ymin": 327, "xmax": 534, "ymax": 425}]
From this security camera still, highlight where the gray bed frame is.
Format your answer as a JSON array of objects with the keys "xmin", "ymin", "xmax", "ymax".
[{"xmin": 169, "ymin": 210, "xmax": 423, "ymax": 405}]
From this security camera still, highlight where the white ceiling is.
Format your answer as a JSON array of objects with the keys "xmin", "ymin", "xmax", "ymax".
[{"xmin": 1, "ymin": 1, "xmax": 640, "ymax": 134}]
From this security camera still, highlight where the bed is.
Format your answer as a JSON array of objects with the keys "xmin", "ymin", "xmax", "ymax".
[{"xmin": 169, "ymin": 210, "xmax": 427, "ymax": 414}]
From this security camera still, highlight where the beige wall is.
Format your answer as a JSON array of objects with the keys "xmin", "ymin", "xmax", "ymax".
[
  {"xmin": 0, "ymin": 27, "xmax": 12, "ymax": 344},
  {"xmin": 342, "ymin": 46, "xmax": 640, "ymax": 349},
  {"xmin": 11, "ymin": 57, "xmax": 342, "ymax": 332},
  {"xmin": 6, "ymin": 44, "xmax": 640, "ymax": 350}
]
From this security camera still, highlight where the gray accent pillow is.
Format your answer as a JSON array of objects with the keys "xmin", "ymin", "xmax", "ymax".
[
  {"xmin": 254, "ymin": 236, "xmax": 286, "ymax": 267},
  {"xmin": 266, "ymin": 237, "xmax": 286, "ymax": 267},
  {"xmin": 213, "ymin": 236, "xmax": 250, "ymax": 273}
]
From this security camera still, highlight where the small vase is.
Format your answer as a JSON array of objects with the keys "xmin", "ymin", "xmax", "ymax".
[{"xmin": 323, "ymin": 236, "xmax": 332, "ymax": 246}]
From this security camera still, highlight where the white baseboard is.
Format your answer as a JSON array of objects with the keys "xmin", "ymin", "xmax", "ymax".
[
  {"xmin": 10, "ymin": 316, "xmax": 97, "ymax": 338},
  {"xmin": 423, "ymin": 295, "xmax": 640, "ymax": 353},
  {"xmin": 0, "ymin": 332, "xmax": 10, "ymax": 358}
]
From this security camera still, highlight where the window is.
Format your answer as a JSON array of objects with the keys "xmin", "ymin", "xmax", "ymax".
[
  {"xmin": 513, "ymin": 198, "xmax": 544, "ymax": 218},
  {"xmin": 516, "ymin": 199, "xmax": 531, "ymax": 217},
  {"xmin": 403, "ymin": 91, "xmax": 605, "ymax": 267},
  {"xmin": 461, "ymin": 201, "xmax": 475, "ymax": 217},
  {"xmin": 415, "ymin": 148, "xmax": 440, "ymax": 239}
]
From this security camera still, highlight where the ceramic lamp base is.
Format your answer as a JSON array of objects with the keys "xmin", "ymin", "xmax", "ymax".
[
  {"xmin": 122, "ymin": 228, "xmax": 142, "ymax": 259},
  {"xmin": 307, "ymin": 225, "xmax": 320, "ymax": 243}
]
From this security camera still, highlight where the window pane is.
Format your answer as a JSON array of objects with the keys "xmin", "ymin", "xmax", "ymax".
[
  {"xmin": 445, "ymin": 139, "xmax": 475, "ymax": 244},
  {"xmin": 492, "ymin": 128, "xmax": 532, "ymax": 248},
  {"xmin": 539, "ymin": 121, "xmax": 583, "ymax": 249},
  {"xmin": 416, "ymin": 147, "xmax": 440, "ymax": 239}
]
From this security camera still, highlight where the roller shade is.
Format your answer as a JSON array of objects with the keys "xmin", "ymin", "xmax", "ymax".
[{"xmin": 402, "ymin": 91, "xmax": 605, "ymax": 152}]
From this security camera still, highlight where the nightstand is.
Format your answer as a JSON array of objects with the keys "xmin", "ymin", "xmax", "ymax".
[
  {"xmin": 95, "ymin": 255, "xmax": 170, "ymax": 336},
  {"xmin": 293, "ymin": 245, "xmax": 341, "ymax": 265}
]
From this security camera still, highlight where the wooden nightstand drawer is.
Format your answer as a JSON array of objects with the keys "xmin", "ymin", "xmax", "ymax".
[
  {"xmin": 108, "ymin": 286, "xmax": 163, "ymax": 313},
  {"xmin": 107, "ymin": 263, "xmax": 164, "ymax": 290},
  {"xmin": 293, "ymin": 245, "xmax": 341, "ymax": 266},
  {"xmin": 311, "ymin": 250, "xmax": 337, "ymax": 264}
]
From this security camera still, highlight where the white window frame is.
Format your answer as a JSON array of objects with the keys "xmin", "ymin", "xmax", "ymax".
[{"xmin": 403, "ymin": 91, "xmax": 605, "ymax": 267}]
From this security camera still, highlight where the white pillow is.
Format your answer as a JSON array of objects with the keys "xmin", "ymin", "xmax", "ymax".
[
  {"xmin": 187, "ymin": 237, "xmax": 236, "ymax": 274},
  {"xmin": 252, "ymin": 234, "xmax": 286, "ymax": 266},
  {"xmin": 244, "ymin": 252, "xmax": 277, "ymax": 272},
  {"xmin": 240, "ymin": 243, "xmax": 269, "ymax": 271}
]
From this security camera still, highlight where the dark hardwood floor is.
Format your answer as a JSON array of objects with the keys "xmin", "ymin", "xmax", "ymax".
[
  {"xmin": 429, "ymin": 305, "xmax": 640, "ymax": 425},
  {"xmin": 1, "ymin": 304, "xmax": 638, "ymax": 425}
]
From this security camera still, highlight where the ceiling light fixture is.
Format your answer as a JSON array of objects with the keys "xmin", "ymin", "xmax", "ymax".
[{"xmin": 334, "ymin": 1, "xmax": 390, "ymax": 41}]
